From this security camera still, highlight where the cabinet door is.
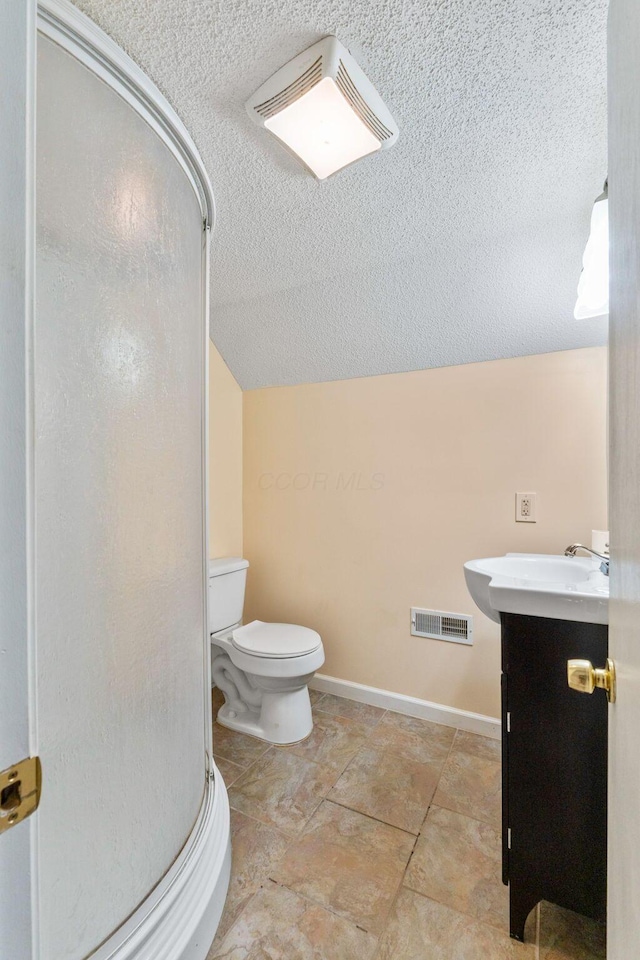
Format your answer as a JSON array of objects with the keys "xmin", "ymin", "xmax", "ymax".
[
  {"xmin": 503, "ymin": 614, "xmax": 607, "ymax": 921},
  {"xmin": 501, "ymin": 671, "xmax": 509, "ymax": 886}
]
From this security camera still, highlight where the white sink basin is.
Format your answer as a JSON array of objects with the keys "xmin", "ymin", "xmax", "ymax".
[{"xmin": 464, "ymin": 553, "xmax": 609, "ymax": 625}]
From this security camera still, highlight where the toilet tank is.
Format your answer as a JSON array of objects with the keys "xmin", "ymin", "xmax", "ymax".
[{"xmin": 208, "ymin": 557, "xmax": 249, "ymax": 633}]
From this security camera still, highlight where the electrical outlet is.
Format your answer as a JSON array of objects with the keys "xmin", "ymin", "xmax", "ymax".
[{"xmin": 516, "ymin": 492, "xmax": 537, "ymax": 523}]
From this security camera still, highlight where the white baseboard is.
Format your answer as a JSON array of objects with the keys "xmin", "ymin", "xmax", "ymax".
[
  {"xmin": 310, "ymin": 674, "xmax": 501, "ymax": 740},
  {"xmin": 91, "ymin": 766, "xmax": 231, "ymax": 960}
]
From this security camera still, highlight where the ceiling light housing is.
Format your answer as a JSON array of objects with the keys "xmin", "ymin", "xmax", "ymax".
[{"xmin": 246, "ymin": 36, "xmax": 399, "ymax": 180}]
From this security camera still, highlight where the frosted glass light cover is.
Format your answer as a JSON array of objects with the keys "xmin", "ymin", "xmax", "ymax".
[
  {"xmin": 574, "ymin": 196, "xmax": 609, "ymax": 319},
  {"xmin": 264, "ymin": 77, "xmax": 381, "ymax": 180}
]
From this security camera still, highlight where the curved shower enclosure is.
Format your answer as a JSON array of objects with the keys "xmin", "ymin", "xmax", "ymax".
[{"xmin": 2, "ymin": 2, "xmax": 229, "ymax": 958}]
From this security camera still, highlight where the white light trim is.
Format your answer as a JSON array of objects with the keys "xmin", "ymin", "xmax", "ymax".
[
  {"xmin": 575, "ymin": 192, "xmax": 609, "ymax": 320},
  {"xmin": 265, "ymin": 77, "xmax": 381, "ymax": 181}
]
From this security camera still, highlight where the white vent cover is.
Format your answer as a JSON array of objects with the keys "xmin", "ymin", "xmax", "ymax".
[
  {"xmin": 411, "ymin": 608, "xmax": 474, "ymax": 646},
  {"xmin": 246, "ymin": 36, "xmax": 399, "ymax": 180}
]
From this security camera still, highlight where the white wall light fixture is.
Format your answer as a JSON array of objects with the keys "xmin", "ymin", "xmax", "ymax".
[
  {"xmin": 574, "ymin": 182, "xmax": 609, "ymax": 319},
  {"xmin": 246, "ymin": 36, "xmax": 399, "ymax": 181}
]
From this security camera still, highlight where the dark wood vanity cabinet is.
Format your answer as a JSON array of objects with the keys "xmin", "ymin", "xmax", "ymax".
[{"xmin": 501, "ymin": 613, "xmax": 608, "ymax": 941}]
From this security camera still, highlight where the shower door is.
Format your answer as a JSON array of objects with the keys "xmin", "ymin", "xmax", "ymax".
[
  {"xmin": 34, "ymin": 30, "xmax": 210, "ymax": 960},
  {"xmin": 0, "ymin": 3, "xmax": 217, "ymax": 956}
]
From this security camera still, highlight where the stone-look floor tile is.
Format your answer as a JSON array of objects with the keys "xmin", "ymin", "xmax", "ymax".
[
  {"xmin": 454, "ymin": 728, "xmax": 502, "ymax": 762},
  {"xmin": 278, "ymin": 712, "xmax": 371, "ymax": 773},
  {"xmin": 211, "ymin": 810, "xmax": 291, "ymax": 943},
  {"xmin": 368, "ymin": 711, "xmax": 456, "ymax": 763},
  {"xmin": 207, "ymin": 883, "xmax": 378, "ymax": 960},
  {"xmin": 404, "ymin": 805, "xmax": 507, "ymax": 929},
  {"xmin": 538, "ymin": 901, "xmax": 606, "ymax": 959},
  {"xmin": 434, "ymin": 747, "xmax": 502, "ymax": 826},
  {"xmin": 213, "ymin": 755, "xmax": 245, "ymax": 788},
  {"xmin": 228, "ymin": 750, "xmax": 337, "ymax": 836},
  {"xmin": 213, "ymin": 722, "xmax": 270, "ymax": 768},
  {"xmin": 328, "ymin": 745, "xmax": 442, "ymax": 834},
  {"xmin": 376, "ymin": 888, "xmax": 536, "ymax": 960},
  {"xmin": 271, "ymin": 800, "xmax": 415, "ymax": 936},
  {"xmin": 309, "ymin": 688, "xmax": 324, "ymax": 706},
  {"xmin": 314, "ymin": 693, "xmax": 386, "ymax": 727}
]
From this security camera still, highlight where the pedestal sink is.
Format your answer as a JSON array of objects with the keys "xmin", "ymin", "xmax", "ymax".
[{"xmin": 464, "ymin": 553, "xmax": 609, "ymax": 625}]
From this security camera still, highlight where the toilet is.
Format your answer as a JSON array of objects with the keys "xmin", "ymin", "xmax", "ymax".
[{"xmin": 209, "ymin": 557, "xmax": 324, "ymax": 745}]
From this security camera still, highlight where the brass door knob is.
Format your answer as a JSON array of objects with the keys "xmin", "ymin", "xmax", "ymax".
[{"xmin": 567, "ymin": 658, "xmax": 616, "ymax": 703}]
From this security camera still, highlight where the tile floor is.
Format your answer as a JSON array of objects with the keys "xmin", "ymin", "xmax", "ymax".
[{"xmin": 207, "ymin": 688, "xmax": 606, "ymax": 960}]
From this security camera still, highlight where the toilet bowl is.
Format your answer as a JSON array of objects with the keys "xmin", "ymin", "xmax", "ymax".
[{"xmin": 209, "ymin": 558, "xmax": 324, "ymax": 745}]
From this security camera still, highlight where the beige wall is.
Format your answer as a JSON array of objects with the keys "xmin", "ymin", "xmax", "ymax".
[
  {"xmin": 209, "ymin": 340, "xmax": 243, "ymax": 557},
  {"xmin": 243, "ymin": 347, "xmax": 608, "ymax": 718}
]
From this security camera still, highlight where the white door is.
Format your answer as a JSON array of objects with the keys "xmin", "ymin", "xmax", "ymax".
[
  {"xmin": 0, "ymin": 3, "xmax": 37, "ymax": 958},
  {"xmin": 1, "ymin": 4, "xmax": 216, "ymax": 958},
  {"xmin": 608, "ymin": 0, "xmax": 640, "ymax": 956}
]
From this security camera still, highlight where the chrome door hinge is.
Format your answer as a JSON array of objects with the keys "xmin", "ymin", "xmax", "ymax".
[
  {"xmin": 507, "ymin": 827, "xmax": 512, "ymax": 849},
  {"xmin": 506, "ymin": 712, "xmax": 511, "ymax": 733},
  {"xmin": 0, "ymin": 757, "xmax": 41, "ymax": 835}
]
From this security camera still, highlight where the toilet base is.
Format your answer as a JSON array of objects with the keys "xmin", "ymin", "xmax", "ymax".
[{"xmin": 216, "ymin": 686, "xmax": 313, "ymax": 745}]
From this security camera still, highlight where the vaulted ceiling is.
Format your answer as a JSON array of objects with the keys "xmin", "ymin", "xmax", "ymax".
[{"xmin": 78, "ymin": 0, "xmax": 608, "ymax": 389}]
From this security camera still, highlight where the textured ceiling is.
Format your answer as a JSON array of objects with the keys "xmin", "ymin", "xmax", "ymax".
[{"xmin": 77, "ymin": 0, "xmax": 608, "ymax": 389}]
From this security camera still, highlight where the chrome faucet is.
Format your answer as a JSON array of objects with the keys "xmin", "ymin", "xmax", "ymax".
[{"xmin": 564, "ymin": 543, "xmax": 609, "ymax": 576}]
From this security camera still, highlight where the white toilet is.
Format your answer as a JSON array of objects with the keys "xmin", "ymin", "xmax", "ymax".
[{"xmin": 209, "ymin": 557, "xmax": 324, "ymax": 745}]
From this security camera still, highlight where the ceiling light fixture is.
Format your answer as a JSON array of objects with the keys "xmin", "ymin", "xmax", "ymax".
[
  {"xmin": 246, "ymin": 36, "xmax": 399, "ymax": 180},
  {"xmin": 574, "ymin": 181, "xmax": 608, "ymax": 320}
]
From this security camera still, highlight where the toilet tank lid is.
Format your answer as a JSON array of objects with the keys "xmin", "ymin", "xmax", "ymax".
[{"xmin": 208, "ymin": 557, "xmax": 249, "ymax": 577}]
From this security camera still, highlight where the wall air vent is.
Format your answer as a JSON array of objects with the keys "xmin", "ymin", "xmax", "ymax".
[
  {"xmin": 246, "ymin": 36, "xmax": 399, "ymax": 181},
  {"xmin": 411, "ymin": 608, "xmax": 474, "ymax": 646}
]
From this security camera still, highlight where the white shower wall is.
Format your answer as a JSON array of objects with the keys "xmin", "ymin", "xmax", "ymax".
[{"xmin": 35, "ymin": 34, "xmax": 208, "ymax": 959}]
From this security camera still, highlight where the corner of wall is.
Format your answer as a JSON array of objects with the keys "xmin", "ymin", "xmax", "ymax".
[{"xmin": 208, "ymin": 339, "xmax": 243, "ymax": 559}]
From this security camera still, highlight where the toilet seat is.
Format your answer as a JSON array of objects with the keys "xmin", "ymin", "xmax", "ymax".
[{"xmin": 232, "ymin": 620, "xmax": 322, "ymax": 659}]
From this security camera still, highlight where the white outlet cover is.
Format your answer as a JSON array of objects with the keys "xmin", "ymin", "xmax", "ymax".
[{"xmin": 516, "ymin": 492, "xmax": 537, "ymax": 522}]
